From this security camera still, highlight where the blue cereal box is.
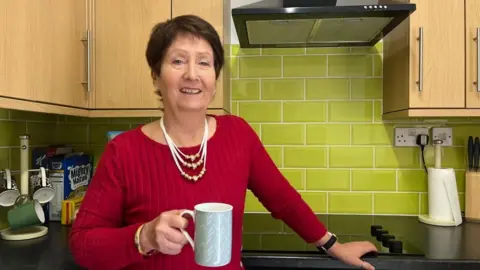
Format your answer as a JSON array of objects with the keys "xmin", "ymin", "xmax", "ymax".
[{"xmin": 47, "ymin": 152, "xmax": 93, "ymax": 221}]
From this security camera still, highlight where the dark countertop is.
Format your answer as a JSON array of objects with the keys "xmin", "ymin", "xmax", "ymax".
[{"xmin": 1, "ymin": 214, "xmax": 480, "ymax": 270}]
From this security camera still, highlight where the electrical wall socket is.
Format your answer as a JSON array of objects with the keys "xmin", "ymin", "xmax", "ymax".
[
  {"xmin": 432, "ymin": 127, "xmax": 453, "ymax": 146},
  {"xmin": 394, "ymin": 127, "xmax": 430, "ymax": 147}
]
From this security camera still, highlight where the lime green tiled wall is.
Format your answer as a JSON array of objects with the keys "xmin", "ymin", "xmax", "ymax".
[
  {"xmin": 229, "ymin": 43, "xmax": 474, "ymax": 217},
  {"xmin": 0, "ymin": 110, "xmax": 148, "ymax": 230}
]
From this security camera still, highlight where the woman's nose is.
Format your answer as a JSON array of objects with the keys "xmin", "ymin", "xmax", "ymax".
[{"xmin": 184, "ymin": 63, "xmax": 199, "ymax": 81}]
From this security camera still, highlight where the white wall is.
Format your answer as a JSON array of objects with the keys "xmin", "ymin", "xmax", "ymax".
[{"xmin": 230, "ymin": 0, "xmax": 262, "ymax": 44}]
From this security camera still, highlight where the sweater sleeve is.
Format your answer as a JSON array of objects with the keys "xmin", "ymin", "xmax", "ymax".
[
  {"xmin": 69, "ymin": 141, "xmax": 146, "ymax": 270},
  {"xmin": 242, "ymin": 119, "xmax": 328, "ymax": 243}
]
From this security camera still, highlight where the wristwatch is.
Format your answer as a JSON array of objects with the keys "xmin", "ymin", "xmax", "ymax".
[{"xmin": 316, "ymin": 232, "xmax": 337, "ymax": 252}]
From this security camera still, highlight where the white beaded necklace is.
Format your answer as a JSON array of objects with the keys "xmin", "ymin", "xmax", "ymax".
[{"xmin": 159, "ymin": 117, "xmax": 208, "ymax": 181}]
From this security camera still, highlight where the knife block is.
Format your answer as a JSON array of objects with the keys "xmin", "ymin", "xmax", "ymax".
[{"xmin": 465, "ymin": 171, "xmax": 480, "ymax": 222}]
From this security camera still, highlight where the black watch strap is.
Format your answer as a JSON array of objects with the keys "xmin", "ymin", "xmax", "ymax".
[{"xmin": 317, "ymin": 233, "xmax": 337, "ymax": 252}]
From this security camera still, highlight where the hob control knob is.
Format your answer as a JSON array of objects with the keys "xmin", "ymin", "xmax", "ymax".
[
  {"xmin": 381, "ymin": 235, "xmax": 395, "ymax": 247},
  {"xmin": 375, "ymin": 229, "xmax": 388, "ymax": 241},
  {"xmin": 370, "ymin": 225, "xmax": 382, "ymax": 236},
  {"xmin": 389, "ymin": 240, "xmax": 403, "ymax": 254}
]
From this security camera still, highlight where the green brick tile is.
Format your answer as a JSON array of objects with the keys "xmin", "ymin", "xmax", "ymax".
[
  {"xmin": 262, "ymin": 234, "xmax": 306, "ymax": 251},
  {"xmin": 306, "ymin": 169, "xmax": 350, "ymax": 191},
  {"xmin": 239, "ymin": 102, "xmax": 281, "ymax": 123},
  {"xmin": 398, "ymin": 170, "xmax": 427, "ymax": 192},
  {"xmin": 305, "ymin": 78, "xmax": 350, "ymax": 100},
  {"xmin": 231, "ymin": 101, "xmax": 238, "ymax": 116},
  {"xmin": 243, "ymin": 214, "xmax": 282, "ymax": 232},
  {"xmin": 65, "ymin": 116, "xmax": 109, "ymax": 123},
  {"xmin": 232, "ymin": 45, "xmax": 261, "ymax": 56},
  {"xmin": 283, "ymin": 56, "xmax": 327, "ymax": 77},
  {"xmin": 0, "ymin": 148, "xmax": 9, "ymax": 169},
  {"xmin": 306, "ymin": 47, "xmax": 350, "ymax": 54},
  {"xmin": 55, "ymin": 123, "xmax": 88, "ymax": 145},
  {"xmin": 10, "ymin": 110, "xmax": 57, "ymax": 122},
  {"xmin": 262, "ymin": 79, "xmax": 304, "ymax": 100},
  {"xmin": 0, "ymin": 109, "xmax": 9, "ymax": 119},
  {"xmin": 261, "ymin": 124, "xmax": 304, "ymax": 145},
  {"xmin": 280, "ymin": 169, "xmax": 304, "ymax": 189},
  {"xmin": 329, "ymin": 147, "xmax": 374, "ymax": 168},
  {"xmin": 328, "ymin": 101, "xmax": 373, "ymax": 122},
  {"xmin": 328, "ymin": 215, "xmax": 373, "ymax": 235},
  {"xmin": 351, "ymin": 170, "xmax": 396, "ymax": 191},
  {"xmin": 328, "ymin": 192, "xmax": 373, "ymax": 214},
  {"xmin": 459, "ymin": 193, "xmax": 465, "ymax": 212},
  {"xmin": 299, "ymin": 192, "xmax": 327, "ymax": 213},
  {"xmin": 0, "ymin": 121, "xmax": 26, "ymax": 147},
  {"xmin": 239, "ymin": 57, "xmax": 281, "ymax": 78},
  {"xmin": 245, "ymin": 191, "xmax": 267, "ymax": 212},
  {"xmin": 265, "ymin": 147, "xmax": 282, "ymax": 167},
  {"xmin": 328, "ymin": 55, "xmax": 373, "ymax": 77},
  {"xmin": 229, "ymin": 57, "xmax": 238, "ymax": 78},
  {"xmin": 0, "ymin": 208, "xmax": 8, "ymax": 230},
  {"xmin": 28, "ymin": 122, "xmax": 57, "ymax": 145},
  {"xmin": 262, "ymin": 48, "xmax": 305, "ymax": 55},
  {"xmin": 109, "ymin": 118, "xmax": 152, "ymax": 124},
  {"xmin": 283, "ymin": 102, "xmax": 326, "ymax": 122},
  {"xmin": 424, "ymin": 147, "xmax": 465, "ymax": 169},
  {"xmin": 374, "ymin": 193, "xmax": 419, "ymax": 214},
  {"xmin": 351, "ymin": 78, "xmax": 382, "ymax": 99},
  {"xmin": 242, "ymin": 234, "xmax": 261, "ymax": 250},
  {"xmin": 451, "ymin": 125, "xmax": 480, "ymax": 146},
  {"xmin": 284, "ymin": 147, "xmax": 327, "ymax": 168},
  {"xmin": 375, "ymin": 147, "xmax": 420, "ymax": 168},
  {"xmin": 232, "ymin": 79, "xmax": 260, "ymax": 100},
  {"xmin": 306, "ymin": 124, "xmax": 350, "ymax": 145},
  {"xmin": 89, "ymin": 124, "xmax": 130, "ymax": 145},
  {"xmin": 455, "ymin": 170, "xmax": 465, "ymax": 192},
  {"xmin": 373, "ymin": 55, "xmax": 383, "ymax": 76},
  {"xmin": 420, "ymin": 193, "xmax": 428, "ymax": 214},
  {"xmin": 374, "ymin": 101, "xmax": 383, "ymax": 122},
  {"xmin": 352, "ymin": 124, "xmax": 393, "ymax": 145}
]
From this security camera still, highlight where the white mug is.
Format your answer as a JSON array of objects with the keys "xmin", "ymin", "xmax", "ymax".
[{"xmin": 180, "ymin": 202, "xmax": 233, "ymax": 267}]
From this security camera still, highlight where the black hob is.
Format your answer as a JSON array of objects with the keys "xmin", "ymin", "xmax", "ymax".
[{"xmin": 241, "ymin": 213, "xmax": 469, "ymax": 258}]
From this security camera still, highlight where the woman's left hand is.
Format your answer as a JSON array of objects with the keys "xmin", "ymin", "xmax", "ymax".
[{"xmin": 326, "ymin": 241, "xmax": 377, "ymax": 270}]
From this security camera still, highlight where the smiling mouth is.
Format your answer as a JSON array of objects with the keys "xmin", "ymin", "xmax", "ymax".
[{"xmin": 180, "ymin": 88, "xmax": 202, "ymax": 95}]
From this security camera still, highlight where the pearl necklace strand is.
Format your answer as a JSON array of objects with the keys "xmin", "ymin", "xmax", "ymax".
[{"xmin": 159, "ymin": 117, "xmax": 208, "ymax": 181}]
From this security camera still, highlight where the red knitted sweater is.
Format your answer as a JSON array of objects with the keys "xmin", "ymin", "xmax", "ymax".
[{"xmin": 69, "ymin": 115, "xmax": 327, "ymax": 270}]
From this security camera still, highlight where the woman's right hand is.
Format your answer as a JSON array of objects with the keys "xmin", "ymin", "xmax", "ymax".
[{"xmin": 139, "ymin": 209, "xmax": 189, "ymax": 255}]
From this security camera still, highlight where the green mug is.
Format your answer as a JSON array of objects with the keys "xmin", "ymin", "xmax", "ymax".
[{"xmin": 7, "ymin": 195, "xmax": 45, "ymax": 230}]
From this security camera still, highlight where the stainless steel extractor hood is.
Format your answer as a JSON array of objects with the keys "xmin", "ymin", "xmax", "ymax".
[{"xmin": 232, "ymin": 0, "xmax": 416, "ymax": 48}]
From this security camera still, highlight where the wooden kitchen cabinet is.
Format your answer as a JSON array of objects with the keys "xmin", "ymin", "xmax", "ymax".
[
  {"xmin": 383, "ymin": 0, "xmax": 466, "ymax": 118},
  {"xmin": 466, "ymin": 0, "xmax": 480, "ymax": 108},
  {"xmin": 0, "ymin": 0, "xmax": 89, "ymax": 109}
]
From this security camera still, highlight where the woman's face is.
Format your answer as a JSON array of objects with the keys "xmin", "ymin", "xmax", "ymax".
[{"xmin": 154, "ymin": 33, "xmax": 217, "ymax": 113}]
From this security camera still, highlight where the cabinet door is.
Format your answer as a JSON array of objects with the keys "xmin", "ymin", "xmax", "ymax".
[
  {"xmin": 93, "ymin": 0, "xmax": 170, "ymax": 109},
  {"xmin": 409, "ymin": 0, "xmax": 465, "ymax": 108},
  {"xmin": 172, "ymin": 0, "xmax": 227, "ymax": 110},
  {"xmin": 466, "ymin": 0, "xmax": 480, "ymax": 108},
  {"xmin": 1, "ymin": 0, "xmax": 89, "ymax": 108}
]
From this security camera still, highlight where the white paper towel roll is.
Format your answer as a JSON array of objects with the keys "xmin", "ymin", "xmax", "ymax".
[{"xmin": 427, "ymin": 168, "xmax": 462, "ymax": 226}]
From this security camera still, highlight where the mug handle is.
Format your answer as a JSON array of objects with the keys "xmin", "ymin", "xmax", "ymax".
[
  {"xmin": 179, "ymin": 210, "xmax": 195, "ymax": 249},
  {"xmin": 5, "ymin": 169, "xmax": 11, "ymax": 189},
  {"xmin": 40, "ymin": 167, "xmax": 47, "ymax": 187}
]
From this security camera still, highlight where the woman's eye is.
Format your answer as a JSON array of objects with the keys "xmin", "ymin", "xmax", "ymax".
[
  {"xmin": 199, "ymin": 61, "xmax": 211, "ymax": 66},
  {"xmin": 172, "ymin": 59, "xmax": 184, "ymax": 65}
]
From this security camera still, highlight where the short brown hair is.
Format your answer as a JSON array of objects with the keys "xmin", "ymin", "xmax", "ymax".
[{"xmin": 145, "ymin": 15, "xmax": 224, "ymax": 80}]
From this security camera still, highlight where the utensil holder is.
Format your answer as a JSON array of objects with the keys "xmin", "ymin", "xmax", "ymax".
[{"xmin": 465, "ymin": 171, "xmax": 480, "ymax": 222}]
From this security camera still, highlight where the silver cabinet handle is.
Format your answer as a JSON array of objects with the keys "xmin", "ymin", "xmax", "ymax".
[
  {"xmin": 416, "ymin": 27, "xmax": 423, "ymax": 92},
  {"xmin": 476, "ymin": 27, "xmax": 480, "ymax": 92},
  {"xmin": 81, "ymin": 30, "xmax": 91, "ymax": 92}
]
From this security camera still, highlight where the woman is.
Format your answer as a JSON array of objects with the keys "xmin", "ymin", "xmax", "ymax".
[{"xmin": 69, "ymin": 15, "xmax": 377, "ymax": 270}]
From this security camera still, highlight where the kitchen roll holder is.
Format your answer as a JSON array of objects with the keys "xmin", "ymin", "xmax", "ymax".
[{"xmin": 419, "ymin": 139, "xmax": 463, "ymax": 227}]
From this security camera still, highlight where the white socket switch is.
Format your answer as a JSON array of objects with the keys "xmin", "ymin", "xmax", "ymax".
[
  {"xmin": 394, "ymin": 127, "xmax": 429, "ymax": 147},
  {"xmin": 432, "ymin": 127, "xmax": 453, "ymax": 146}
]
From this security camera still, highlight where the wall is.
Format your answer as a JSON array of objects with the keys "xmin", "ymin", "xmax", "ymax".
[{"xmin": 227, "ymin": 42, "xmax": 475, "ymax": 217}]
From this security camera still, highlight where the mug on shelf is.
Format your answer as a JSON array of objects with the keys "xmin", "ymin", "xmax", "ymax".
[
  {"xmin": 180, "ymin": 202, "xmax": 233, "ymax": 267},
  {"xmin": 0, "ymin": 169, "xmax": 21, "ymax": 207},
  {"xmin": 31, "ymin": 167, "xmax": 55, "ymax": 204}
]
